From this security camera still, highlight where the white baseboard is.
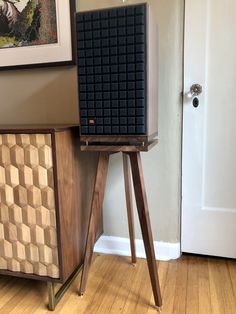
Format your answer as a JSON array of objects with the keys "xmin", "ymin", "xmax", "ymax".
[{"xmin": 94, "ymin": 235, "xmax": 181, "ymax": 261}]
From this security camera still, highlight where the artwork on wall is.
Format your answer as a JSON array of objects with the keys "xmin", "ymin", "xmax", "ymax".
[{"xmin": 0, "ymin": 0, "xmax": 75, "ymax": 70}]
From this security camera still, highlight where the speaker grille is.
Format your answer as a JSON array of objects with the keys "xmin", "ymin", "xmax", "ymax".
[{"xmin": 76, "ymin": 4, "xmax": 147, "ymax": 135}]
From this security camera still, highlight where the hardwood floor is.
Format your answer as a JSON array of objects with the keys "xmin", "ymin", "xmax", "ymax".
[{"xmin": 0, "ymin": 253, "xmax": 236, "ymax": 313}]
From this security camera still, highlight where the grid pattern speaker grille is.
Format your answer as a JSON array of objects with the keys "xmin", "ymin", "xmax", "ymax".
[{"xmin": 76, "ymin": 4, "xmax": 147, "ymax": 135}]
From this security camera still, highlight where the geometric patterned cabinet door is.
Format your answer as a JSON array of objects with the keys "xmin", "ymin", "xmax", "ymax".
[
  {"xmin": 0, "ymin": 126, "xmax": 102, "ymax": 286},
  {"xmin": 0, "ymin": 134, "xmax": 59, "ymax": 278}
]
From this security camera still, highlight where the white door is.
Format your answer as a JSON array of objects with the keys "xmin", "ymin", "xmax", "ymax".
[{"xmin": 182, "ymin": 0, "xmax": 236, "ymax": 257}]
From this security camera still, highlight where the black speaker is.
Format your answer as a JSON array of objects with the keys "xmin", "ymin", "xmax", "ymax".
[{"xmin": 76, "ymin": 3, "xmax": 157, "ymax": 142}]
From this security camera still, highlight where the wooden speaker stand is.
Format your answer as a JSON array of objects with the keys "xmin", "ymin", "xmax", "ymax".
[{"xmin": 78, "ymin": 144, "xmax": 162, "ymax": 310}]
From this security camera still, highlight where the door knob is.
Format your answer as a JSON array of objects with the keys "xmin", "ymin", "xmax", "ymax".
[
  {"xmin": 188, "ymin": 84, "xmax": 203, "ymax": 97},
  {"xmin": 185, "ymin": 84, "xmax": 202, "ymax": 108}
]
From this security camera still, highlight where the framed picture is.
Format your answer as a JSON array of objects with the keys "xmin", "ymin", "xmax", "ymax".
[{"xmin": 0, "ymin": 0, "xmax": 76, "ymax": 70}]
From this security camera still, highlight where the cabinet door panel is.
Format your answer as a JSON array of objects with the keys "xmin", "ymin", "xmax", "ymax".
[{"xmin": 0, "ymin": 134, "xmax": 59, "ymax": 279}]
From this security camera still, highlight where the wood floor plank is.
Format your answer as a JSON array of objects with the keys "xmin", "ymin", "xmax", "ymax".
[
  {"xmin": 0, "ymin": 278, "xmax": 23, "ymax": 309},
  {"xmin": 172, "ymin": 255, "xmax": 188, "ymax": 314},
  {"xmin": 82, "ymin": 255, "xmax": 122, "ymax": 314},
  {"xmin": 96, "ymin": 256, "xmax": 138, "ymax": 314},
  {"xmin": 198, "ymin": 257, "xmax": 211, "ymax": 314},
  {"xmin": 0, "ymin": 254, "xmax": 235, "ymax": 313},
  {"xmin": 158, "ymin": 260, "xmax": 178, "ymax": 313},
  {"xmin": 146, "ymin": 260, "xmax": 169, "ymax": 314},
  {"xmin": 0, "ymin": 279, "xmax": 33, "ymax": 313},
  {"xmin": 93, "ymin": 259, "xmax": 127, "ymax": 313},
  {"xmin": 109, "ymin": 259, "xmax": 140, "ymax": 313},
  {"xmin": 208, "ymin": 258, "xmax": 236, "ymax": 314},
  {"xmin": 129, "ymin": 259, "xmax": 157, "ymax": 314},
  {"xmin": 227, "ymin": 259, "xmax": 236, "ymax": 300},
  {"xmin": 122, "ymin": 258, "xmax": 149, "ymax": 314},
  {"xmin": 186, "ymin": 256, "xmax": 199, "ymax": 314},
  {"xmin": 55, "ymin": 254, "xmax": 115, "ymax": 314},
  {"xmin": 10, "ymin": 282, "xmax": 47, "ymax": 314}
]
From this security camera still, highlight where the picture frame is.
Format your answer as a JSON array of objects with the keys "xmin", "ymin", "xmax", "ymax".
[{"xmin": 0, "ymin": 0, "xmax": 76, "ymax": 70}]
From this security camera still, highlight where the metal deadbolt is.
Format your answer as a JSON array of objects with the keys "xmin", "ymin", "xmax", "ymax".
[{"xmin": 192, "ymin": 97, "xmax": 199, "ymax": 108}]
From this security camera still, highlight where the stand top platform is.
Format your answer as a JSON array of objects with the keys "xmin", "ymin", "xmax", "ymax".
[{"xmin": 80, "ymin": 139, "xmax": 158, "ymax": 152}]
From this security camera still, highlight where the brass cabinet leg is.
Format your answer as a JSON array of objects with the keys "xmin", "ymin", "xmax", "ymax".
[
  {"xmin": 47, "ymin": 264, "xmax": 83, "ymax": 311},
  {"xmin": 48, "ymin": 282, "xmax": 55, "ymax": 311},
  {"xmin": 79, "ymin": 152, "xmax": 110, "ymax": 296},
  {"xmin": 129, "ymin": 152, "xmax": 162, "ymax": 308},
  {"xmin": 123, "ymin": 153, "xmax": 137, "ymax": 264}
]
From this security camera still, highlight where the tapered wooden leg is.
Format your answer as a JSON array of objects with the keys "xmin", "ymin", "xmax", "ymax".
[
  {"xmin": 79, "ymin": 152, "xmax": 110, "ymax": 296},
  {"xmin": 123, "ymin": 153, "xmax": 137, "ymax": 264},
  {"xmin": 129, "ymin": 152, "xmax": 162, "ymax": 308}
]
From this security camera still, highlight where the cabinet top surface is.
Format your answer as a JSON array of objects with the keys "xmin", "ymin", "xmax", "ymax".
[{"xmin": 0, "ymin": 124, "xmax": 80, "ymax": 134}]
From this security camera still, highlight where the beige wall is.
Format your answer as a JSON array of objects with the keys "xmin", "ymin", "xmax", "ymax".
[
  {"xmin": 0, "ymin": 67, "xmax": 78, "ymax": 124},
  {"xmin": 0, "ymin": 0, "xmax": 184, "ymax": 243}
]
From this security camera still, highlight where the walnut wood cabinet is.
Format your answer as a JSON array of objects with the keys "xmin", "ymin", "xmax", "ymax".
[{"xmin": 0, "ymin": 125, "xmax": 102, "ymax": 285}]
